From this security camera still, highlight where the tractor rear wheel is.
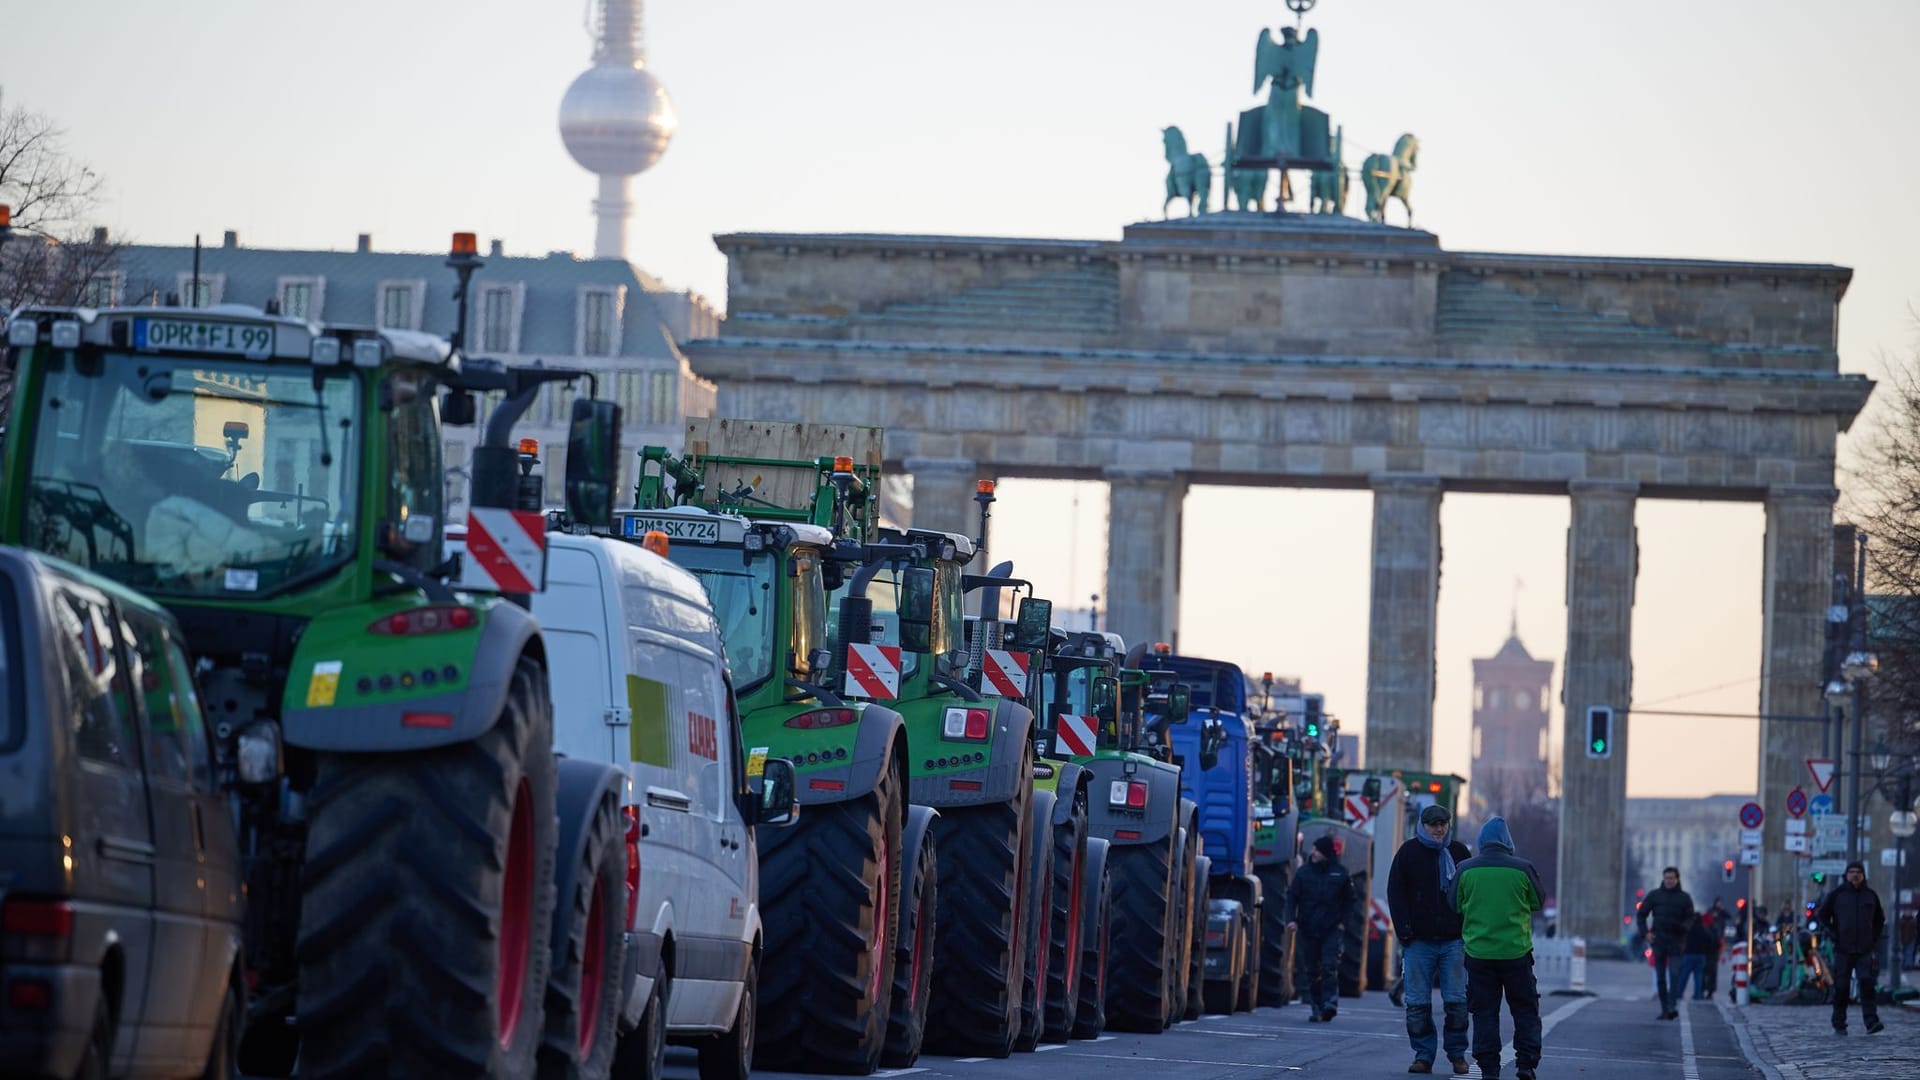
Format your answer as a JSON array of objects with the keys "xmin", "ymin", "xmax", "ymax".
[
  {"xmin": 1041, "ymin": 803, "xmax": 1088, "ymax": 1042},
  {"xmin": 296, "ymin": 656, "xmax": 558, "ymax": 1079},
  {"xmin": 882, "ymin": 820, "xmax": 937, "ymax": 1067},
  {"xmin": 1103, "ymin": 836, "xmax": 1176, "ymax": 1032},
  {"xmin": 923, "ymin": 774, "xmax": 1033, "ymax": 1058},
  {"xmin": 539, "ymin": 790, "xmax": 627, "ymax": 1080},
  {"xmin": 1256, "ymin": 865, "xmax": 1294, "ymax": 1006},
  {"xmin": 755, "ymin": 758, "xmax": 903, "ymax": 1074},
  {"xmin": 1069, "ymin": 839, "xmax": 1110, "ymax": 1040},
  {"xmin": 1184, "ymin": 865, "xmax": 1210, "ymax": 1020},
  {"xmin": 1339, "ymin": 870, "xmax": 1369, "ymax": 998},
  {"xmin": 1014, "ymin": 792, "xmax": 1056, "ymax": 1052},
  {"xmin": 1237, "ymin": 909, "xmax": 1262, "ymax": 1012}
]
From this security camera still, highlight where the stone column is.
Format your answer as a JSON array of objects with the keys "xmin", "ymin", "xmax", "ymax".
[
  {"xmin": 904, "ymin": 457, "xmax": 984, "ymax": 539},
  {"xmin": 1104, "ymin": 467, "xmax": 1187, "ymax": 650},
  {"xmin": 1365, "ymin": 475, "xmax": 1443, "ymax": 771},
  {"xmin": 1555, "ymin": 481, "xmax": 1638, "ymax": 947},
  {"xmin": 1756, "ymin": 487, "xmax": 1837, "ymax": 907}
]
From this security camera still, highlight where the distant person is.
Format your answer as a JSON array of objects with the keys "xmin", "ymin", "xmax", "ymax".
[
  {"xmin": 1703, "ymin": 898, "xmax": 1727, "ymax": 997},
  {"xmin": 1899, "ymin": 910, "xmax": 1916, "ymax": 969},
  {"xmin": 1814, "ymin": 862, "xmax": 1886, "ymax": 1035},
  {"xmin": 1387, "ymin": 804, "xmax": 1473, "ymax": 1075},
  {"xmin": 1286, "ymin": 834, "xmax": 1358, "ymax": 1023},
  {"xmin": 1635, "ymin": 867, "xmax": 1695, "ymax": 1019},
  {"xmin": 1677, "ymin": 913, "xmax": 1712, "ymax": 1000},
  {"xmin": 1447, "ymin": 816, "xmax": 1546, "ymax": 1080}
]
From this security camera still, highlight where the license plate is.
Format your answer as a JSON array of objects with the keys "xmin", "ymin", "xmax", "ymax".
[
  {"xmin": 134, "ymin": 318, "xmax": 275, "ymax": 359},
  {"xmin": 622, "ymin": 515, "xmax": 721, "ymax": 543}
]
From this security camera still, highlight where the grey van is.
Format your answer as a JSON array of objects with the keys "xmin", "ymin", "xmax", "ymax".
[{"xmin": 0, "ymin": 548, "xmax": 245, "ymax": 1079}]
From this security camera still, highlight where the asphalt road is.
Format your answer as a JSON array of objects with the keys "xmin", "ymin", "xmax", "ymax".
[{"xmin": 719, "ymin": 962, "xmax": 1767, "ymax": 1080}]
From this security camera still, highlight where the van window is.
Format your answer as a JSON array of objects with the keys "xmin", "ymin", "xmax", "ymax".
[
  {"xmin": 55, "ymin": 589, "xmax": 138, "ymax": 769},
  {"xmin": 671, "ymin": 546, "xmax": 776, "ymax": 693},
  {"xmin": 123, "ymin": 608, "xmax": 211, "ymax": 788},
  {"xmin": 0, "ymin": 576, "xmax": 19, "ymax": 752}
]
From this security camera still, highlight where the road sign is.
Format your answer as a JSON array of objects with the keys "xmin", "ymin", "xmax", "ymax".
[
  {"xmin": 1807, "ymin": 758, "xmax": 1837, "ymax": 793},
  {"xmin": 1786, "ymin": 787, "xmax": 1809, "ymax": 818},
  {"xmin": 1786, "ymin": 818, "xmax": 1808, "ymax": 835},
  {"xmin": 1785, "ymin": 835, "xmax": 1810, "ymax": 853},
  {"xmin": 1739, "ymin": 802, "xmax": 1764, "ymax": 829},
  {"xmin": 1882, "ymin": 848, "xmax": 1909, "ymax": 868},
  {"xmin": 1810, "ymin": 794, "xmax": 1835, "ymax": 815},
  {"xmin": 1740, "ymin": 827, "xmax": 1764, "ymax": 846},
  {"xmin": 1740, "ymin": 848, "xmax": 1762, "ymax": 866},
  {"xmin": 1811, "ymin": 858, "xmax": 1848, "ymax": 878}
]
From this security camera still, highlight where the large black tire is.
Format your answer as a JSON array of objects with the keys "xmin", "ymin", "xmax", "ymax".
[
  {"xmin": 297, "ymin": 655, "xmax": 558, "ymax": 1079},
  {"xmin": 1184, "ymin": 860, "xmax": 1210, "ymax": 1021},
  {"xmin": 697, "ymin": 952, "xmax": 756, "ymax": 1080},
  {"xmin": 539, "ymin": 790, "xmax": 628, "ymax": 1080},
  {"xmin": 882, "ymin": 819, "xmax": 937, "ymax": 1067},
  {"xmin": 1256, "ymin": 864, "xmax": 1293, "ymax": 1006},
  {"xmin": 923, "ymin": 755, "xmax": 1034, "ymax": 1058},
  {"xmin": 1070, "ymin": 842, "xmax": 1111, "ymax": 1040},
  {"xmin": 1339, "ymin": 870, "xmax": 1368, "ymax": 998},
  {"xmin": 1014, "ymin": 792, "xmax": 1057, "ymax": 1052},
  {"xmin": 1041, "ymin": 802, "xmax": 1089, "ymax": 1042},
  {"xmin": 1237, "ymin": 909, "xmax": 1261, "ymax": 1012},
  {"xmin": 756, "ymin": 756, "xmax": 904, "ymax": 1074},
  {"xmin": 1102, "ymin": 836, "xmax": 1176, "ymax": 1032}
]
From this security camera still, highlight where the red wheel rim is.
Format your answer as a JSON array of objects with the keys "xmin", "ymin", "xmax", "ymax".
[
  {"xmin": 578, "ymin": 878, "xmax": 608, "ymax": 1056},
  {"xmin": 498, "ymin": 778, "xmax": 534, "ymax": 1049},
  {"xmin": 1064, "ymin": 846, "xmax": 1082, "ymax": 990},
  {"xmin": 869, "ymin": 830, "xmax": 889, "ymax": 1003},
  {"xmin": 908, "ymin": 880, "xmax": 931, "ymax": 1008},
  {"xmin": 1034, "ymin": 860, "xmax": 1051, "ymax": 1005}
]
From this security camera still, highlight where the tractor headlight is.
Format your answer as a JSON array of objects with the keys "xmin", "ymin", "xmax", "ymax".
[
  {"xmin": 351, "ymin": 338, "xmax": 383, "ymax": 368},
  {"xmin": 236, "ymin": 721, "xmax": 283, "ymax": 785},
  {"xmin": 49, "ymin": 321, "xmax": 80, "ymax": 349},
  {"xmin": 310, "ymin": 337, "xmax": 342, "ymax": 367},
  {"xmin": 6, "ymin": 320, "xmax": 37, "ymax": 347}
]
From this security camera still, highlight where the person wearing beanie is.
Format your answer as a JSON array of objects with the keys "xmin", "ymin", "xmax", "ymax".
[
  {"xmin": 1445, "ymin": 817, "xmax": 1545, "ymax": 1080},
  {"xmin": 1285, "ymin": 832, "xmax": 1358, "ymax": 1022},
  {"xmin": 1635, "ymin": 866, "xmax": 1695, "ymax": 1019},
  {"xmin": 1814, "ymin": 861, "xmax": 1886, "ymax": 1035},
  {"xmin": 1388, "ymin": 804, "xmax": 1474, "ymax": 1074}
]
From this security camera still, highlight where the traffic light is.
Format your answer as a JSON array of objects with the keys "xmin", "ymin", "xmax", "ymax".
[
  {"xmin": 1722, "ymin": 859, "xmax": 1735, "ymax": 882},
  {"xmin": 1303, "ymin": 695, "xmax": 1324, "ymax": 739},
  {"xmin": 1811, "ymin": 870, "xmax": 1827, "ymax": 886},
  {"xmin": 1736, "ymin": 897, "xmax": 1747, "ymax": 910},
  {"xmin": 1584, "ymin": 706, "xmax": 1613, "ymax": 759}
]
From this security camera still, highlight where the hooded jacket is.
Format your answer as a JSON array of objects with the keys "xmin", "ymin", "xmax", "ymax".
[
  {"xmin": 1815, "ymin": 879, "xmax": 1886, "ymax": 955},
  {"xmin": 1445, "ymin": 817, "xmax": 1544, "ymax": 961},
  {"xmin": 1388, "ymin": 834, "xmax": 1473, "ymax": 943}
]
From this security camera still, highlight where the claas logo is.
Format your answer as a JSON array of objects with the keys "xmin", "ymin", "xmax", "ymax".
[{"xmin": 688, "ymin": 712, "xmax": 718, "ymax": 760}]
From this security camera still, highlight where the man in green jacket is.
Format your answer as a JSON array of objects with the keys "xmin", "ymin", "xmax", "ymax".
[{"xmin": 1445, "ymin": 817, "xmax": 1545, "ymax": 1080}]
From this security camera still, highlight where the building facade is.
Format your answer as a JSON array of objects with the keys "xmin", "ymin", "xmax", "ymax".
[
  {"xmin": 1624, "ymin": 795, "xmax": 1753, "ymax": 912},
  {"xmin": 109, "ymin": 233, "xmax": 717, "ymax": 520},
  {"xmin": 1469, "ymin": 624, "xmax": 1555, "ymax": 819}
]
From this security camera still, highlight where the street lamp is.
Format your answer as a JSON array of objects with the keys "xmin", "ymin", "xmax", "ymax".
[
  {"xmin": 1872, "ymin": 737, "xmax": 1894, "ymax": 774},
  {"xmin": 1840, "ymin": 651, "xmax": 1881, "ymax": 863}
]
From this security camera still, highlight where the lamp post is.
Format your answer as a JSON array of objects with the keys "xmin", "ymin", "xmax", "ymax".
[
  {"xmin": 1842, "ymin": 650, "xmax": 1880, "ymax": 863},
  {"xmin": 1889, "ymin": 776, "xmax": 1915, "ymax": 989}
]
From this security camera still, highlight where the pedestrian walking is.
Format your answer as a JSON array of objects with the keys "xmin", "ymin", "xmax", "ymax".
[
  {"xmin": 1387, "ymin": 804, "xmax": 1474, "ymax": 1075},
  {"xmin": 1286, "ymin": 833, "xmax": 1358, "ymax": 1023},
  {"xmin": 1702, "ymin": 898, "xmax": 1726, "ymax": 996},
  {"xmin": 1446, "ymin": 816, "xmax": 1545, "ymax": 1080},
  {"xmin": 1635, "ymin": 866, "xmax": 1695, "ymax": 1019},
  {"xmin": 1677, "ymin": 914, "xmax": 1712, "ymax": 1000},
  {"xmin": 1814, "ymin": 861, "xmax": 1886, "ymax": 1035},
  {"xmin": 1898, "ymin": 909, "xmax": 1915, "ymax": 969}
]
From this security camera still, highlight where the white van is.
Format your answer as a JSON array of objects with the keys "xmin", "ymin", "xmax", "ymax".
[{"xmin": 458, "ymin": 528, "xmax": 796, "ymax": 1080}]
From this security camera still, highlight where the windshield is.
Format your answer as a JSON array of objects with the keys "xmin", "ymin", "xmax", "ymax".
[
  {"xmin": 827, "ymin": 564, "xmax": 920, "ymax": 680},
  {"xmin": 23, "ymin": 354, "xmax": 362, "ymax": 598},
  {"xmin": 669, "ymin": 544, "xmax": 777, "ymax": 693}
]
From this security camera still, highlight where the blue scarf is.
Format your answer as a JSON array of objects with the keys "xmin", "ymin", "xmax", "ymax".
[{"xmin": 1416, "ymin": 825, "xmax": 1456, "ymax": 887}]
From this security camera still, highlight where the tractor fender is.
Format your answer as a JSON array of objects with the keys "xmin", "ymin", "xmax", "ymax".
[
  {"xmin": 902, "ymin": 803, "xmax": 939, "ymax": 901},
  {"xmin": 907, "ymin": 696, "xmax": 1035, "ymax": 808},
  {"xmin": 281, "ymin": 598, "xmax": 541, "ymax": 751},
  {"xmin": 1048, "ymin": 762, "xmax": 1088, "ymax": 827},
  {"xmin": 839, "ymin": 701, "xmax": 907, "ymax": 802},
  {"xmin": 1210, "ymin": 872, "xmax": 1262, "ymax": 912},
  {"xmin": 549, "ymin": 758, "xmax": 627, "ymax": 968}
]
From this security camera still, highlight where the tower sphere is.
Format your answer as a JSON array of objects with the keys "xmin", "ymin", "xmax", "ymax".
[{"xmin": 559, "ymin": 64, "xmax": 676, "ymax": 177}]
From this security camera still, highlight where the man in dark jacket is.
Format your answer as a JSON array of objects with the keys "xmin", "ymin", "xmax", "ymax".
[
  {"xmin": 1814, "ymin": 861, "xmax": 1886, "ymax": 1035},
  {"xmin": 1635, "ymin": 867, "xmax": 1694, "ymax": 1019},
  {"xmin": 1287, "ymin": 834, "xmax": 1358, "ymax": 1022},
  {"xmin": 1388, "ymin": 804, "xmax": 1474, "ymax": 1075},
  {"xmin": 1446, "ymin": 817, "xmax": 1545, "ymax": 1080}
]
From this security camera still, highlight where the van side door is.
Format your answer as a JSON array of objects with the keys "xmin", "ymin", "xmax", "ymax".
[
  {"xmin": 681, "ymin": 649, "xmax": 748, "ymax": 945},
  {"xmin": 50, "ymin": 583, "xmax": 157, "ymax": 1068}
]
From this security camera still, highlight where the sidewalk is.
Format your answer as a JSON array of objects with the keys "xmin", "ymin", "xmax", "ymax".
[{"xmin": 1723, "ymin": 998, "xmax": 1920, "ymax": 1079}]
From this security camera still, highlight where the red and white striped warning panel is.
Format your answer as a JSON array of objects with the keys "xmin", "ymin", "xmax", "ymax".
[
  {"xmin": 1343, "ymin": 794, "xmax": 1372, "ymax": 829},
  {"xmin": 845, "ymin": 643, "xmax": 902, "ymax": 700},
  {"xmin": 458, "ymin": 508, "xmax": 549, "ymax": 594},
  {"xmin": 1053, "ymin": 713, "xmax": 1098, "ymax": 757},
  {"xmin": 1370, "ymin": 898, "xmax": 1392, "ymax": 934},
  {"xmin": 982, "ymin": 649, "xmax": 1030, "ymax": 699}
]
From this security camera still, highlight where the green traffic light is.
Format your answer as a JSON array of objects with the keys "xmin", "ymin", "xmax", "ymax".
[
  {"xmin": 1811, "ymin": 872, "xmax": 1826, "ymax": 885},
  {"xmin": 1591, "ymin": 739, "xmax": 1607, "ymax": 753}
]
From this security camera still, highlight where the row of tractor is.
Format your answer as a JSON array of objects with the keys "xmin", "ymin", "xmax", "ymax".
[{"xmin": 0, "ymin": 227, "xmax": 1460, "ymax": 1080}]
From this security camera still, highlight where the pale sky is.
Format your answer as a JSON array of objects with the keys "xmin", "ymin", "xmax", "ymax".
[{"xmin": 6, "ymin": 1, "xmax": 1917, "ymax": 799}]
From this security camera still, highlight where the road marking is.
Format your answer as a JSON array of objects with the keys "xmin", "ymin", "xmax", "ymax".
[
  {"xmin": 1054, "ymin": 1051, "xmax": 1303, "ymax": 1071},
  {"xmin": 955, "ymin": 1057, "xmax": 989, "ymax": 1063},
  {"xmin": 1202, "ymin": 1013, "xmax": 1230, "ymax": 1020},
  {"xmin": 871, "ymin": 1070, "xmax": 928, "ymax": 1078},
  {"xmin": 1034, "ymin": 1043, "xmax": 1066, "ymax": 1051},
  {"xmin": 1092, "ymin": 1034, "xmax": 1116, "ymax": 1042},
  {"xmin": 1679, "ymin": 999, "xmax": 1701, "ymax": 1080},
  {"xmin": 1713, "ymin": 998, "xmax": 1790, "ymax": 1080},
  {"xmin": 1502, "ymin": 994, "xmax": 1594, "ymax": 1066}
]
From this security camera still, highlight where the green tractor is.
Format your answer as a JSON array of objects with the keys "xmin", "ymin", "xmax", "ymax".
[
  {"xmin": 0, "ymin": 230, "xmax": 651, "ymax": 1078},
  {"xmin": 821, "ymin": 507, "xmax": 1040, "ymax": 1058},
  {"xmin": 1035, "ymin": 632, "xmax": 1200, "ymax": 1032},
  {"xmin": 628, "ymin": 421, "xmax": 921, "ymax": 1075}
]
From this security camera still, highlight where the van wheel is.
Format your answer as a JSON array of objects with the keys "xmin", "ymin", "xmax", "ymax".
[
  {"xmin": 200, "ymin": 977, "xmax": 243, "ymax": 1079},
  {"xmin": 697, "ymin": 954, "xmax": 755, "ymax": 1080},
  {"xmin": 883, "ymin": 822, "xmax": 937, "ymax": 1067},
  {"xmin": 755, "ymin": 757, "xmax": 902, "ymax": 1074},
  {"xmin": 1042, "ymin": 804, "xmax": 1088, "ymax": 1042},
  {"xmin": 924, "ymin": 741, "xmax": 1034, "ymax": 1058},
  {"xmin": 610, "ymin": 977, "xmax": 666, "ymax": 1080},
  {"xmin": 1104, "ymin": 836, "xmax": 1175, "ymax": 1032},
  {"xmin": 75, "ymin": 996, "xmax": 113, "ymax": 1080},
  {"xmin": 539, "ymin": 793, "xmax": 628, "ymax": 1080},
  {"xmin": 1070, "ymin": 840, "xmax": 1111, "ymax": 1040},
  {"xmin": 297, "ymin": 656, "xmax": 558, "ymax": 1079}
]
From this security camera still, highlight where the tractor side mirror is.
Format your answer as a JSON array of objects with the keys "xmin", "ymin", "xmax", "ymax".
[
  {"xmin": 441, "ymin": 389, "xmax": 477, "ymax": 426},
  {"xmin": 1362, "ymin": 776, "xmax": 1382, "ymax": 803},
  {"xmin": 899, "ymin": 566, "xmax": 934, "ymax": 654},
  {"xmin": 1200, "ymin": 718, "xmax": 1227, "ymax": 772},
  {"xmin": 564, "ymin": 398, "xmax": 621, "ymax": 529},
  {"xmin": 1009, "ymin": 596, "xmax": 1052, "ymax": 651},
  {"xmin": 756, "ymin": 758, "xmax": 800, "ymax": 827},
  {"xmin": 1091, "ymin": 675, "xmax": 1119, "ymax": 724},
  {"xmin": 1168, "ymin": 684, "xmax": 1192, "ymax": 723}
]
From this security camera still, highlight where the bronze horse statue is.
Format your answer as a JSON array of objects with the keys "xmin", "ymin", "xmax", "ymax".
[
  {"xmin": 1362, "ymin": 133, "xmax": 1418, "ymax": 225},
  {"xmin": 1162, "ymin": 126, "xmax": 1211, "ymax": 218}
]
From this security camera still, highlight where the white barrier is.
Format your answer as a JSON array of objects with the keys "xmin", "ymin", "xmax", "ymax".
[{"xmin": 1535, "ymin": 936, "xmax": 1589, "ymax": 993}]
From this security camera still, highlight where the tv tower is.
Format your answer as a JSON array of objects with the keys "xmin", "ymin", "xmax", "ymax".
[{"xmin": 558, "ymin": 0, "xmax": 676, "ymax": 260}]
